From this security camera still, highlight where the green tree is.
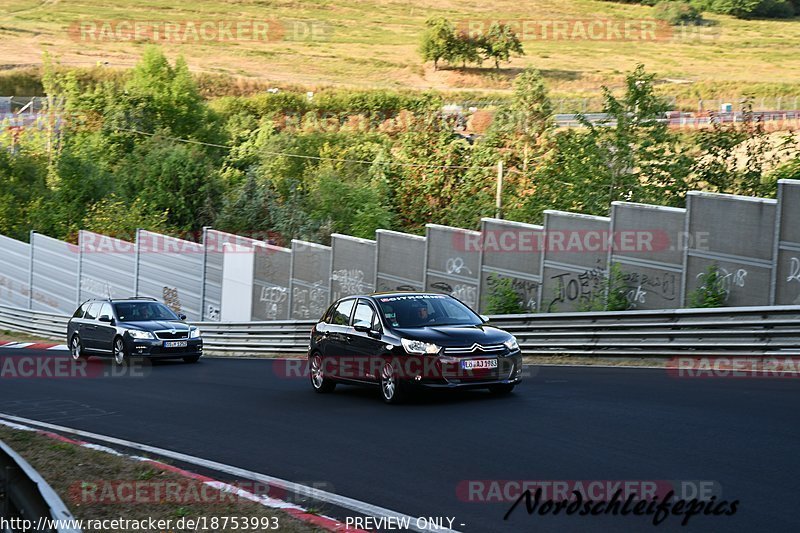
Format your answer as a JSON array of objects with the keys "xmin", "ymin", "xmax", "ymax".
[
  {"xmin": 0, "ymin": 145, "xmax": 48, "ymax": 241},
  {"xmin": 474, "ymin": 69, "xmax": 555, "ymax": 224},
  {"xmin": 451, "ymin": 30, "xmax": 483, "ymax": 68},
  {"xmin": 27, "ymin": 132, "xmax": 114, "ymax": 240},
  {"xmin": 420, "ymin": 17, "xmax": 456, "ymax": 71},
  {"xmin": 82, "ymin": 196, "xmax": 170, "ymax": 241},
  {"xmin": 691, "ymin": 101, "xmax": 788, "ymax": 198},
  {"xmin": 117, "ymin": 138, "xmax": 222, "ymax": 232},
  {"xmin": 124, "ymin": 47, "xmax": 210, "ymax": 139},
  {"xmin": 388, "ymin": 114, "xmax": 472, "ymax": 232},
  {"xmin": 708, "ymin": 0, "xmax": 794, "ymax": 18},
  {"xmin": 481, "ymin": 22, "xmax": 524, "ymax": 69}
]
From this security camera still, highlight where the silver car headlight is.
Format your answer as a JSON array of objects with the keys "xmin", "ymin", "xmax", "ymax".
[
  {"xmin": 128, "ymin": 330, "xmax": 154, "ymax": 340},
  {"xmin": 401, "ymin": 338, "xmax": 441, "ymax": 355},
  {"xmin": 190, "ymin": 327, "xmax": 201, "ymax": 339},
  {"xmin": 503, "ymin": 336, "xmax": 519, "ymax": 352}
]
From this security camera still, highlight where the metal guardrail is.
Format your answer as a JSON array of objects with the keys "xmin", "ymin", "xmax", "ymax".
[
  {"xmin": 2, "ymin": 303, "xmax": 799, "ymax": 357},
  {"xmin": 198, "ymin": 319, "xmax": 315, "ymax": 354},
  {"xmin": 490, "ymin": 305, "xmax": 800, "ymax": 357},
  {"xmin": 0, "ymin": 305, "xmax": 70, "ymax": 340},
  {"xmin": 0, "ymin": 439, "xmax": 80, "ymax": 533}
]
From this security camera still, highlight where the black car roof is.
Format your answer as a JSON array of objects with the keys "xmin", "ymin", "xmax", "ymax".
[
  {"xmin": 84, "ymin": 297, "xmax": 159, "ymax": 302},
  {"xmin": 343, "ymin": 292, "xmax": 450, "ymax": 301}
]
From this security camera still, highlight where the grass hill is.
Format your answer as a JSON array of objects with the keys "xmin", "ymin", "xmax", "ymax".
[{"xmin": 1, "ymin": 0, "xmax": 799, "ymax": 102}]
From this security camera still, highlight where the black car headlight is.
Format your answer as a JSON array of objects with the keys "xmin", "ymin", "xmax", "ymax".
[
  {"xmin": 401, "ymin": 338, "xmax": 441, "ymax": 355},
  {"xmin": 503, "ymin": 337, "xmax": 519, "ymax": 352},
  {"xmin": 190, "ymin": 327, "xmax": 201, "ymax": 339},
  {"xmin": 128, "ymin": 330, "xmax": 155, "ymax": 340}
]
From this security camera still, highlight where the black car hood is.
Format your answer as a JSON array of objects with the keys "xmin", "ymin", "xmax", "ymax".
[
  {"xmin": 392, "ymin": 324, "xmax": 511, "ymax": 346},
  {"xmin": 118, "ymin": 320, "xmax": 189, "ymax": 332}
]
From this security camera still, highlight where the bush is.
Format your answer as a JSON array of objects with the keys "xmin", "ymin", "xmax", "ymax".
[
  {"xmin": 687, "ymin": 264, "xmax": 728, "ymax": 308},
  {"xmin": 609, "ymin": 0, "xmax": 795, "ymax": 18},
  {"xmin": 578, "ymin": 263, "xmax": 630, "ymax": 312},
  {"xmin": 701, "ymin": 0, "xmax": 795, "ymax": 18},
  {"xmin": 485, "ymin": 275, "xmax": 526, "ymax": 314},
  {"xmin": 753, "ymin": 0, "xmax": 796, "ymax": 17},
  {"xmin": 654, "ymin": 1, "xmax": 705, "ymax": 24}
]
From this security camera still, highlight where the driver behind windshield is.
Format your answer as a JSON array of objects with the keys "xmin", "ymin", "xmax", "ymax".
[{"xmin": 409, "ymin": 300, "xmax": 435, "ymax": 326}]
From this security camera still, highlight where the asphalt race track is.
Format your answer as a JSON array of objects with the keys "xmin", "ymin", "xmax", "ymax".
[{"xmin": 1, "ymin": 348, "xmax": 798, "ymax": 533}]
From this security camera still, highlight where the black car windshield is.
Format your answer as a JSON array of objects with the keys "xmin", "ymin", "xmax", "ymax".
[
  {"xmin": 114, "ymin": 302, "xmax": 179, "ymax": 322},
  {"xmin": 376, "ymin": 294, "xmax": 482, "ymax": 328}
]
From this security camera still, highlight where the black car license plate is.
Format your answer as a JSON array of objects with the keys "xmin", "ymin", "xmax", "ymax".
[{"xmin": 164, "ymin": 340, "xmax": 188, "ymax": 348}]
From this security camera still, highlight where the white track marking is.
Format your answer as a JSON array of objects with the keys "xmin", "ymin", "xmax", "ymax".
[{"xmin": 0, "ymin": 413, "xmax": 458, "ymax": 533}]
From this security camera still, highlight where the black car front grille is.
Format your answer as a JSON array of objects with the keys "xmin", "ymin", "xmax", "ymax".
[
  {"xmin": 444, "ymin": 343, "xmax": 507, "ymax": 356},
  {"xmin": 154, "ymin": 330, "xmax": 189, "ymax": 340}
]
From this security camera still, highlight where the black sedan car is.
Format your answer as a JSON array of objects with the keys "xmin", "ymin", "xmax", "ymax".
[
  {"xmin": 308, "ymin": 292, "xmax": 522, "ymax": 403},
  {"xmin": 66, "ymin": 298, "xmax": 203, "ymax": 365}
]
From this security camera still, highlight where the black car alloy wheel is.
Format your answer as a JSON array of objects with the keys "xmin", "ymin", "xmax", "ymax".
[
  {"xmin": 113, "ymin": 337, "xmax": 130, "ymax": 366},
  {"xmin": 310, "ymin": 353, "xmax": 335, "ymax": 393},
  {"xmin": 380, "ymin": 362, "xmax": 405, "ymax": 404},
  {"xmin": 70, "ymin": 335, "xmax": 85, "ymax": 361}
]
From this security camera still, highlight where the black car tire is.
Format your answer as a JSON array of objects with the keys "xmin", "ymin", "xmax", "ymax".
[
  {"xmin": 113, "ymin": 336, "xmax": 131, "ymax": 366},
  {"xmin": 380, "ymin": 362, "xmax": 406, "ymax": 404},
  {"xmin": 183, "ymin": 355, "xmax": 201, "ymax": 364},
  {"xmin": 310, "ymin": 353, "xmax": 336, "ymax": 393},
  {"xmin": 70, "ymin": 334, "xmax": 88, "ymax": 361},
  {"xmin": 489, "ymin": 383, "xmax": 515, "ymax": 395}
]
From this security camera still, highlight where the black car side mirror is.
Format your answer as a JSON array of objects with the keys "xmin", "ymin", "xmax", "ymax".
[
  {"xmin": 353, "ymin": 324, "xmax": 371, "ymax": 333},
  {"xmin": 98, "ymin": 315, "xmax": 113, "ymax": 323},
  {"xmin": 179, "ymin": 313, "xmax": 187, "ymax": 320}
]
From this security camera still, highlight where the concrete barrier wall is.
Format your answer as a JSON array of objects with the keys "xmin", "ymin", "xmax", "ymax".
[
  {"xmin": 0, "ymin": 235, "xmax": 30, "ymax": 308},
  {"xmin": 135, "ymin": 230, "xmax": 204, "ymax": 321},
  {"xmin": 4, "ymin": 184, "xmax": 800, "ymax": 319},
  {"xmin": 478, "ymin": 218, "xmax": 542, "ymax": 313},
  {"xmin": 683, "ymin": 192, "xmax": 776, "ymax": 307},
  {"xmin": 290, "ymin": 240, "xmax": 331, "ymax": 320},
  {"xmin": 424, "ymin": 224, "xmax": 481, "ymax": 310},
  {"xmin": 220, "ymin": 243, "xmax": 254, "ymax": 322},
  {"xmin": 609, "ymin": 203, "xmax": 685, "ymax": 310},
  {"xmin": 203, "ymin": 229, "xmax": 261, "ymax": 321},
  {"xmin": 375, "ymin": 229, "xmax": 426, "ymax": 292},
  {"xmin": 252, "ymin": 243, "xmax": 292, "ymax": 321},
  {"xmin": 330, "ymin": 234, "xmax": 376, "ymax": 301},
  {"xmin": 773, "ymin": 179, "xmax": 800, "ymax": 305},
  {"xmin": 540, "ymin": 211, "xmax": 610, "ymax": 312},
  {"xmin": 30, "ymin": 233, "xmax": 79, "ymax": 314},
  {"xmin": 78, "ymin": 230, "xmax": 135, "ymax": 302}
]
